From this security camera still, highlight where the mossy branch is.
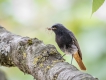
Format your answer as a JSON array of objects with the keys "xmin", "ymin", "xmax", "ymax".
[
  {"xmin": 0, "ymin": 70, "xmax": 7, "ymax": 80},
  {"xmin": 0, "ymin": 26, "xmax": 98, "ymax": 80}
]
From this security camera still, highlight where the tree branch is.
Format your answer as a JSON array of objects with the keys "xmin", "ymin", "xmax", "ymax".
[
  {"xmin": 0, "ymin": 26, "xmax": 98, "ymax": 80},
  {"xmin": 0, "ymin": 70, "xmax": 7, "ymax": 80}
]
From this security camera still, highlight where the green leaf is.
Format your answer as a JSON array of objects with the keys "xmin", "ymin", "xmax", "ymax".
[{"xmin": 92, "ymin": 0, "xmax": 105, "ymax": 14}]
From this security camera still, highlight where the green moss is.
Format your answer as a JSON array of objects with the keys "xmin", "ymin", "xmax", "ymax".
[
  {"xmin": 27, "ymin": 39, "xmax": 33, "ymax": 45},
  {"xmin": 23, "ymin": 53, "xmax": 26, "ymax": 59},
  {"xmin": 39, "ymin": 63, "xmax": 43, "ymax": 67},
  {"xmin": 52, "ymin": 74, "xmax": 58, "ymax": 80},
  {"xmin": 33, "ymin": 58, "xmax": 39, "ymax": 64},
  {"xmin": 49, "ymin": 49, "xmax": 57, "ymax": 55}
]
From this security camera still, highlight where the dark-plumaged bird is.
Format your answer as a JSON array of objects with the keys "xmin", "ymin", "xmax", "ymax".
[{"xmin": 48, "ymin": 23, "xmax": 86, "ymax": 70}]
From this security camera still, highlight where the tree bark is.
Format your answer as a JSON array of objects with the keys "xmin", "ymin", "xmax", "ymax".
[
  {"xmin": 0, "ymin": 70, "xmax": 7, "ymax": 80},
  {"xmin": 0, "ymin": 26, "xmax": 98, "ymax": 80}
]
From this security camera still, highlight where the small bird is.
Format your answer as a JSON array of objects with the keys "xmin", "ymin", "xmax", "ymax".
[{"xmin": 48, "ymin": 23, "xmax": 86, "ymax": 70}]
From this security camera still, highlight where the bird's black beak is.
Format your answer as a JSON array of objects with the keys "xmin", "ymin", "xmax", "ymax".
[{"xmin": 47, "ymin": 27, "xmax": 56, "ymax": 30}]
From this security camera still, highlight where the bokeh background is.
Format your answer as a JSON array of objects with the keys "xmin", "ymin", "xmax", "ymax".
[{"xmin": 0, "ymin": 0, "xmax": 106, "ymax": 80}]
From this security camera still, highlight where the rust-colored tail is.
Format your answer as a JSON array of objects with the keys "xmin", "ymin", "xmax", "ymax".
[{"xmin": 73, "ymin": 52, "xmax": 86, "ymax": 70}]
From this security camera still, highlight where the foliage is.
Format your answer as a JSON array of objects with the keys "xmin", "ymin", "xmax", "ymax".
[{"xmin": 92, "ymin": 0, "xmax": 105, "ymax": 14}]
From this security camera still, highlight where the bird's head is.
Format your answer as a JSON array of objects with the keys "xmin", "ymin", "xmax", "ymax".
[{"xmin": 48, "ymin": 23, "xmax": 67, "ymax": 34}]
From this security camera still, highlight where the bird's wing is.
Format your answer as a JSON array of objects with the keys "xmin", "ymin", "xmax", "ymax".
[
  {"xmin": 68, "ymin": 31, "xmax": 82, "ymax": 60},
  {"xmin": 68, "ymin": 31, "xmax": 86, "ymax": 70}
]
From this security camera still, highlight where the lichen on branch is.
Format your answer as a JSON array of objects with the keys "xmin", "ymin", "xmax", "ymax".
[{"xmin": 0, "ymin": 26, "xmax": 98, "ymax": 80}]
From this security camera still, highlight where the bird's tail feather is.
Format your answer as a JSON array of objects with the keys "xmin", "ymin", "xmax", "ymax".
[{"xmin": 73, "ymin": 52, "xmax": 86, "ymax": 70}]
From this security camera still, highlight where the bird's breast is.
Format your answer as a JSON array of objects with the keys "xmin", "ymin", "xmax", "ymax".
[
  {"xmin": 56, "ymin": 34, "xmax": 72, "ymax": 47},
  {"xmin": 61, "ymin": 45, "xmax": 78, "ymax": 55},
  {"xmin": 55, "ymin": 34, "xmax": 78, "ymax": 54}
]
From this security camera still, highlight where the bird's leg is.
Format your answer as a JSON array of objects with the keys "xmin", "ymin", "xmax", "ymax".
[
  {"xmin": 59, "ymin": 54, "xmax": 66, "ymax": 60},
  {"xmin": 71, "ymin": 54, "xmax": 73, "ymax": 64},
  {"xmin": 62, "ymin": 54, "xmax": 66, "ymax": 58},
  {"xmin": 59, "ymin": 45, "xmax": 67, "ymax": 59}
]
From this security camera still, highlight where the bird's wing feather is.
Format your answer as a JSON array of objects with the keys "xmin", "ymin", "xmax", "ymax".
[{"xmin": 68, "ymin": 31, "xmax": 82, "ymax": 59}]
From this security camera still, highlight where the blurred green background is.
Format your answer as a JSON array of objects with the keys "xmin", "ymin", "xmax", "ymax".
[{"xmin": 0, "ymin": 0, "xmax": 106, "ymax": 80}]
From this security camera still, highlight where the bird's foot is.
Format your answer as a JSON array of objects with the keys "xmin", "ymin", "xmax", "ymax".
[{"xmin": 59, "ymin": 54, "xmax": 66, "ymax": 60}]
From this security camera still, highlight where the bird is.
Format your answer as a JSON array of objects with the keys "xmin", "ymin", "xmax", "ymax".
[{"xmin": 47, "ymin": 23, "xmax": 86, "ymax": 70}]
